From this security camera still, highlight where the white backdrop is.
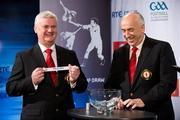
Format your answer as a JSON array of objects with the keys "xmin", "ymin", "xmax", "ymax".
[{"xmin": 111, "ymin": 0, "xmax": 180, "ymax": 119}]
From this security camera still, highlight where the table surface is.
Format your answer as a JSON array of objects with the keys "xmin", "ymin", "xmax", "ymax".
[{"xmin": 68, "ymin": 108, "xmax": 157, "ymax": 120}]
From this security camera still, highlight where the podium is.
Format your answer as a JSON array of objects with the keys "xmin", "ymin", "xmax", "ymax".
[{"xmin": 68, "ymin": 107, "xmax": 157, "ymax": 120}]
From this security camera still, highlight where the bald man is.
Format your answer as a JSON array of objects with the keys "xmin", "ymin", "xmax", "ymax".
[{"xmin": 104, "ymin": 11, "xmax": 177, "ymax": 120}]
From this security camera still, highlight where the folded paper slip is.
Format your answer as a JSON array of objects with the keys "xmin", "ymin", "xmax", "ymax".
[{"xmin": 43, "ymin": 66, "xmax": 69, "ymax": 72}]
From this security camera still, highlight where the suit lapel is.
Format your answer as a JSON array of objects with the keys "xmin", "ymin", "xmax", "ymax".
[
  {"xmin": 33, "ymin": 44, "xmax": 47, "ymax": 67},
  {"xmin": 132, "ymin": 37, "xmax": 151, "ymax": 89},
  {"xmin": 55, "ymin": 45, "xmax": 68, "ymax": 90},
  {"xmin": 124, "ymin": 45, "xmax": 132, "ymax": 89},
  {"xmin": 55, "ymin": 45, "xmax": 62, "ymax": 67}
]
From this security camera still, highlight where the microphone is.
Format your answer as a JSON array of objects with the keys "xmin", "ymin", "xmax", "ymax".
[{"xmin": 172, "ymin": 65, "xmax": 180, "ymax": 72}]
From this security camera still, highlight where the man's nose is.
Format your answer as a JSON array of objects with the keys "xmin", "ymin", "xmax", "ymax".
[
  {"xmin": 47, "ymin": 27, "xmax": 53, "ymax": 32},
  {"xmin": 123, "ymin": 31, "xmax": 130, "ymax": 38},
  {"xmin": 125, "ymin": 31, "xmax": 130, "ymax": 36}
]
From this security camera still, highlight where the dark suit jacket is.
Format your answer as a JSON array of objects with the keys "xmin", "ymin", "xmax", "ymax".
[
  {"xmin": 6, "ymin": 44, "xmax": 88, "ymax": 120},
  {"xmin": 104, "ymin": 36, "xmax": 177, "ymax": 120}
]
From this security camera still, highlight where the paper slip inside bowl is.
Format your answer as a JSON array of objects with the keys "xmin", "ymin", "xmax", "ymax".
[{"xmin": 43, "ymin": 66, "xmax": 69, "ymax": 72}]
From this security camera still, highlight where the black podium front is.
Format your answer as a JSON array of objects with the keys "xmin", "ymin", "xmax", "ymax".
[{"xmin": 68, "ymin": 108, "xmax": 157, "ymax": 120}]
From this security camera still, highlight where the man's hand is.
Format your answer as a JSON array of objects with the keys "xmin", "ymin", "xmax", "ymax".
[
  {"xmin": 31, "ymin": 67, "xmax": 44, "ymax": 85},
  {"xmin": 116, "ymin": 99, "xmax": 125, "ymax": 110},
  {"xmin": 68, "ymin": 64, "xmax": 80, "ymax": 83},
  {"xmin": 123, "ymin": 98, "xmax": 145, "ymax": 110}
]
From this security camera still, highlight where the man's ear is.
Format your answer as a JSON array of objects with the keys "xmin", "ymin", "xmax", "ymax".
[
  {"xmin": 34, "ymin": 26, "xmax": 37, "ymax": 33},
  {"xmin": 141, "ymin": 24, "xmax": 145, "ymax": 33}
]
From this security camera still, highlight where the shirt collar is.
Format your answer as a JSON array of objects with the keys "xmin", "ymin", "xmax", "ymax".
[{"xmin": 38, "ymin": 42, "xmax": 56, "ymax": 53}]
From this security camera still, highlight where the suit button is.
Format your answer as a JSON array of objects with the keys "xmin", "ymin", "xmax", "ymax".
[
  {"xmin": 56, "ymin": 94, "xmax": 59, "ymax": 97},
  {"xmin": 130, "ymin": 93, "xmax": 133, "ymax": 97},
  {"xmin": 56, "ymin": 108, "xmax": 59, "ymax": 112}
]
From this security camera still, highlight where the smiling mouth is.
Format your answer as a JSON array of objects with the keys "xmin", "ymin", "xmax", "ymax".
[
  {"xmin": 126, "ymin": 38, "xmax": 133, "ymax": 42},
  {"xmin": 129, "ymin": 40, "xmax": 134, "ymax": 42},
  {"xmin": 46, "ymin": 33, "xmax": 54, "ymax": 36}
]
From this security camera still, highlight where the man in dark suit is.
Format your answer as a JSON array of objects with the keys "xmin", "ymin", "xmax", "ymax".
[
  {"xmin": 6, "ymin": 10, "xmax": 88, "ymax": 120},
  {"xmin": 104, "ymin": 11, "xmax": 177, "ymax": 120}
]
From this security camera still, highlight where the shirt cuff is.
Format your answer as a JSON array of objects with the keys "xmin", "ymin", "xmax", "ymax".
[{"xmin": 33, "ymin": 83, "xmax": 38, "ymax": 90}]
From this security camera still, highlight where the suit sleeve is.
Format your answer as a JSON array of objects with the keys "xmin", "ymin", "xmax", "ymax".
[
  {"xmin": 6, "ymin": 53, "xmax": 36, "ymax": 96},
  {"xmin": 141, "ymin": 42, "xmax": 177, "ymax": 106},
  {"xmin": 104, "ymin": 50, "xmax": 122, "ymax": 89},
  {"xmin": 71, "ymin": 51, "xmax": 88, "ymax": 93}
]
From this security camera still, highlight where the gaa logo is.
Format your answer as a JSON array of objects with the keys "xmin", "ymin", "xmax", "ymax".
[{"xmin": 150, "ymin": 1, "xmax": 168, "ymax": 11}]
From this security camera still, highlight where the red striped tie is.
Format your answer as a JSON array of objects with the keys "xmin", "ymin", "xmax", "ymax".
[
  {"xmin": 129, "ymin": 47, "xmax": 138, "ymax": 85},
  {"xmin": 46, "ymin": 49, "xmax": 57, "ymax": 86}
]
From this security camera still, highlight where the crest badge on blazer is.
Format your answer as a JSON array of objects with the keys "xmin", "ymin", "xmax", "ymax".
[{"xmin": 141, "ymin": 69, "xmax": 152, "ymax": 80}]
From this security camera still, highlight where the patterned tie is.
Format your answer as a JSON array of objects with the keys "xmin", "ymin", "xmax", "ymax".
[
  {"xmin": 129, "ymin": 47, "xmax": 138, "ymax": 85},
  {"xmin": 46, "ymin": 49, "xmax": 57, "ymax": 86}
]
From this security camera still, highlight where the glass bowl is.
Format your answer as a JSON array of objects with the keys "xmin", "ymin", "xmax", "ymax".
[{"xmin": 88, "ymin": 89, "xmax": 121, "ymax": 114}]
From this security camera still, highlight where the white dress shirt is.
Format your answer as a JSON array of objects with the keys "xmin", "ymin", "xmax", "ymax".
[
  {"xmin": 38, "ymin": 43, "xmax": 57, "ymax": 67},
  {"xmin": 129, "ymin": 35, "xmax": 145, "ymax": 65}
]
